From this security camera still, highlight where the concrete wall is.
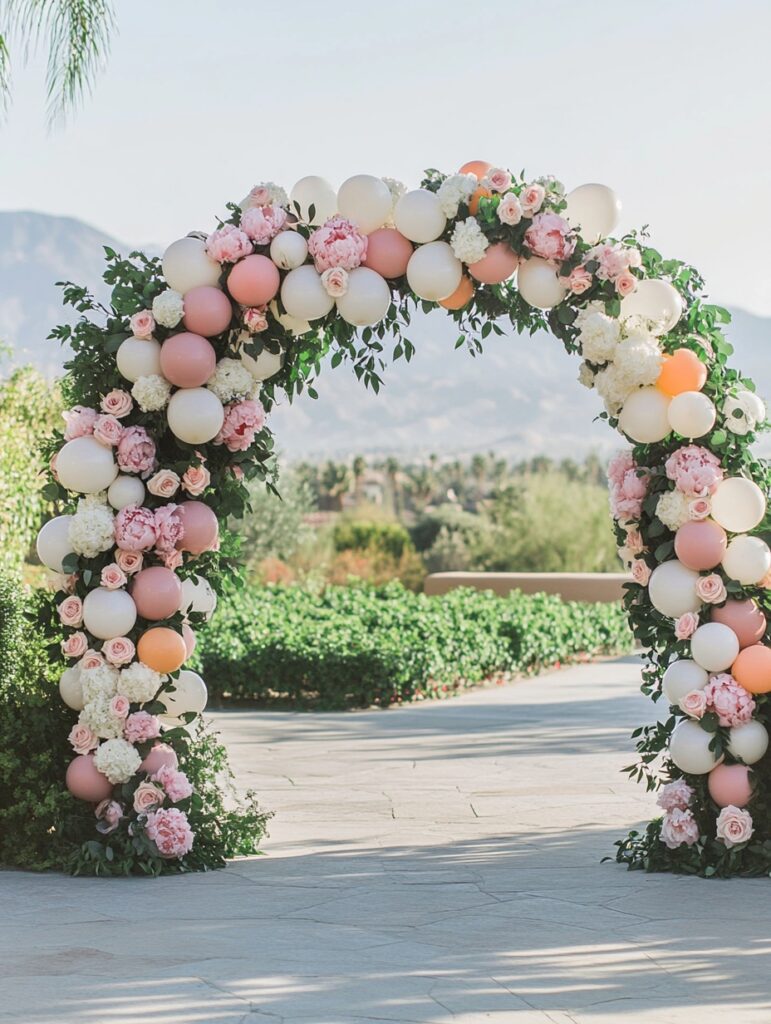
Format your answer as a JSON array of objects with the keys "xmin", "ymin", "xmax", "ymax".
[{"xmin": 424, "ymin": 571, "xmax": 630, "ymax": 603}]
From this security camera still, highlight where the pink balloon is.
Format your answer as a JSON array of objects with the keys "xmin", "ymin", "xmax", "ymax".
[
  {"xmin": 227, "ymin": 255, "xmax": 280, "ymax": 306},
  {"xmin": 131, "ymin": 566, "xmax": 183, "ymax": 621},
  {"xmin": 468, "ymin": 242, "xmax": 519, "ymax": 284},
  {"xmin": 66, "ymin": 754, "xmax": 113, "ymax": 802},
  {"xmin": 183, "ymin": 286, "xmax": 233, "ymax": 337},
  {"xmin": 674, "ymin": 520, "xmax": 727, "ymax": 571},
  {"xmin": 176, "ymin": 500, "xmax": 219, "ymax": 555},
  {"xmin": 160, "ymin": 332, "xmax": 216, "ymax": 388},
  {"xmin": 362, "ymin": 228, "xmax": 413, "ymax": 279},
  {"xmin": 712, "ymin": 599, "xmax": 767, "ymax": 649},
  {"xmin": 182, "ymin": 623, "xmax": 196, "ymax": 657},
  {"xmin": 140, "ymin": 743, "xmax": 179, "ymax": 775},
  {"xmin": 708, "ymin": 763, "xmax": 753, "ymax": 808}
]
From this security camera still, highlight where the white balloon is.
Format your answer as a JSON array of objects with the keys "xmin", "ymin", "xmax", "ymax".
[
  {"xmin": 180, "ymin": 575, "xmax": 217, "ymax": 619},
  {"xmin": 690, "ymin": 622, "xmax": 740, "ymax": 672},
  {"xmin": 167, "ymin": 388, "xmax": 224, "ymax": 445},
  {"xmin": 269, "ymin": 230, "xmax": 309, "ymax": 270},
  {"xmin": 162, "ymin": 237, "xmax": 221, "ymax": 293},
  {"xmin": 711, "ymin": 477, "xmax": 766, "ymax": 534},
  {"xmin": 290, "ymin": 176, "xmax": 337, "ymax": 226},
  {"xmin": 620, "ymin": 278, "xmax": 682, "ymax": 335},
  {"xmin": 406, "ymin": 241, "xmax": 463, "ymax": 301},
  {"xmin": 618, "ymin": 387, "xmax": 672, "ymax": 444},
  {"xmin": 517, "ymin": 257, "xmax": 567, "ymax": 309},
  {"xmin": 564, "ymin": 183, "xmax": 622, "ymax": 243},
  {"xmin": 662, "ymin": 660, "xmax": 708, "ymax": 704},
  {"xmin": 161, "ymin": 669, "xmax": 208, "ymax": 718},
  {"xmin": 723, "ymin": 394, "xmax": 758, "ymax": 436},
  {"xmin": 738, "ymin": 389, "xmax": 766, "ymax": 423},
  {"xmin": 268, "ymin": 301, "xmax": 313, "ymax": 337},
  {"xmin": 107, "ymin": 475, "xmax": 146, "ymax": 511},
  {"xmin": 116, "ymin": 337, "xmax": 162, "ymax": 383},
  {"xmin": 722, "ymin": 535, "xmax": 771, "ymax": 586},
  {"xmin": 281, "ymin": 265, "xmax": 334, "ymax": 321},
  {"xmin": 669, "ymin": 719, "xmax": 723, "ymax": 775},
  {"xmin": 83, "ymin": 588, "xmax": 137, "ymax": 640},
  {"xmin": 337, "ymin": 174, "xmax": 393, "ymax": 234},
  {"xmin": 59, "ymin": 667, "xmax": 84, "ymax": 711},
  {"xmin": 336, "ymin": 267, "xmax": 391, "ymax": 326},
  {"xmin": 648, "ymin": 560, "xmax": 701, "ymax": 618},
  {"xmin": 667, "ymin": 391, "xmax": 716, "ymax": 439},
  {"xmin": 393, "ymin": 189, "xmax": 447, "ymax": 244},
  {"xmin": 728, "ymin": 720, "xmax": 769, "ymax": 765},
  {"xmin": 56, "ymin": 436, "xmax": 118, "ymax": 494},
  {"xmin": 36, "ymin": 516, "xmax": 74, "ymax": 573},
  {"xmin": 240, "ymin": 344, "xmax": 285, "ymax": 381}
]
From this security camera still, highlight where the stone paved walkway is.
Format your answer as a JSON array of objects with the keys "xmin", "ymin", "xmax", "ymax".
[{"xmin": 2, "ymin": 655, "xmax": 771, "ymax": 1023}]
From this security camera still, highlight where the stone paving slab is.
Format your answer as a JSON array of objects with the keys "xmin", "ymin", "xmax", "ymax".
[{"xmin": 2, "ymin": 655, "xmax": 771, "ymax": 1023}]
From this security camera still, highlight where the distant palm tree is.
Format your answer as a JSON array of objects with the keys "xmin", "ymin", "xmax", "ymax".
[
  {"xmin": 384, "ymin": 456, "xmax": 401, "ymax": 516},
  {"xmin": 0, "ymin": 0, "xmax": 115, "ymax": 123},
  {"xmin": 320, "ymin": 461, "xmax": 351, "ymax": 512},
  {"xmin": 352, "ymin": 455, "xmax": 366, "ymax": 504}
]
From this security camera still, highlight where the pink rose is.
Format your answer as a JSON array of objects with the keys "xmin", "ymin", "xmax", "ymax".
[
  {"xmin": 704, "ymin": 673, "xmax": 755, "ymax": 727},
  {"xmin": 524, "ymin": 212, "xmax": 576, "ymax": 262},
  {"xmin": 696, "ymin": 573, "xmax": 727, "ymax": 605},
  {"xmin": 688, "ymin": 498, "xmax": 712, "ymax": 521},
  {"xmin": 133, "ymin": 781, "xmax": 164, "ymax": 814},
  {"xmin": 69, "ymin": 722, "xmax": 98, "ymax": 755},
  {"xmin": 520, "ymin": 183, "xmax": 545, "ymax": 217},
  {"xmin": 152, "ymin": 764, "xmax": 194, "ymax": 803},
  {"xmin": 145, "ymin": 806, "xmax": 195, "ymax": 858},
  {"xmin": 243, "ymin": 306, "xmax": 269, "ymax": 333},
  {"xmin": 62, "ymin": 631, "xmax": 88, "ymax": 659},
  {"xmin": 675, "ymin": 613, "xmax": 699, "ymax": 640},
  {"xmin": 656, "ymin": 779, "xmax": 694, "ymax": 811},
  {"xmin": 114, "ymin": 505, "xmax": 157, "ymax": 552},
  {"xmin": 321, "ymin": 267, "xmax": 349, "ymax": 297},
  {"xmin": 588, "ymin": 242, "xmax": 634, "ymax": 282},
  {"xmin": 117, "ymin": 426, "xmax": 157, "ymax": 478},
  {"xmin": 63, "ymin": 405, "xmax": 98, "ymax": 441},
  {"xmin": 147, "ymin": 469, "xmax": 181, "ymax": 499},
  {"xmin": 625, "ymin": 529, "xmax": 644, "ymax": 555},
  {"xmin": 230, "ymin": 465, "xmax": 245, "ymax": 482},
  {"xmin": 615, "ymin": 271, "xmax": 637, "ymax": 297},
  {"xmin": 497, "ymin": 193, "xmax": 522, "ymax": 226},
  {"xmin": 124, "ymin": 711, "xmax": 161, "ymax": 743},
  {"xmin": 665, "ymin": 445, "xmax": 723, "ymax": 497},
  {"xmin": 206, "ymin": 224, "xmax": 252, "ymax": 264},
  {"xmin": 103, "ymin": 636, "xmax": 136, "ymax": 667},
  {"xmin": 483, "ymin": 168, "xmax": 512, "ymax": 193},
  {"xmin": 240, "ymin": 204, "xmax": 288, "ymax": 246},
  {"xmin": 214, "ymin": 399, "xmax": 265, "ymax": 452},
  {"xmin": 308, "ymin": 216, "xmax": 367, "ymax": 272},
  {"xmin": 95, "ymin": 799, "xmax": 123, "ymax": 834},
  {"xmin": 100, "ymin": 564, "xmax": 127, "ymax": 590},
  {"xmin": 129, "ymin": 310, "xmax": 155, "ymax": 339},
  {"xmin": 110, "ymin": 694, "xmax": 131, "ymax": 719},
  {"xmin": 58, "ymin": 595, "xmax": 83, "ymax": 627},
  {"xmin": 163, "ymin": 548, "xmax": 184, "ymax": 571},
  {"xmin": 101, "ymin": 389, "xmax": 133, "ymax": 418},
  {"xmin": 154, "ymin": 505, "xmax": 184, "ymax": 553},
  {"xmin": 679, "ymin": 689, "xmax": 707, "ymax": 719},
  {"xmin": 116, "ymin": 549, "xmax": 143, "ymax": 574},
  {"xmin": 562, "ymin": 266, "xmax": 593, "ymax": 294},
  {"xmin": 631, "ymin": 559, "xmax": 651, "ymax": 586},
  {"xmin": 93, "ymin": 414, "xmax": 124, "ymax": 447},
  {"xmin": 716, "ymin": 805, "xmax": 754, "ymax": 848},
  {"xmin": 660, "ymin": 808, "xmax": 700, "ymax": 849},
  {"xmin": 181, "ymin": 464, "xmax": 210, "ymax": 496},
  {"xmin": 79, "ymin": 649, "xmax": 105, "ymax": 671}
]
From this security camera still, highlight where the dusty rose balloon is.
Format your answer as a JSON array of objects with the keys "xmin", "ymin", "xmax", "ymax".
[
  {"xmin": 66, "ymin": 754, "xmax": 113, "ymax": 802},
  {"xmin": 140, "ymin": 742, "xmax": 179, "ymax": 775},
  {"xmin": 182, "ymin": 286, "xmax": 233, "ymax": 337},
  {"xmin": 707, "ymin": 763, "xmax": 753, "ymax": 808},
  {"xmin": 468, "ymin": 242, "xmax": 519, "ymax": 284},
  {"xmin": 712, "ymin": 599, "xmax": 767, "ymax": 649},
  {"xmin": 176, "ymin": 500, "xmax": 219, "ymax": 555},
  {"xmin": 227, "ymin": 255, "xmax": 280, "ymax": 306},
  {"xmin": 674, "ymin": 520, "xmax": 727, "ymax": 571},
  {"xmin": 362, "ymin": 228, "xmax": 413, "ymax": 279},
  {"xmin": 182, "ymin": 623, "xmax": 196, "ymax": 657},
  {"xmin": 160, "ymin": 332, "xmax": 216, "ymax": 388},
  {"xmin": 131, "ymin": 566, "xmax": 183, "ymax": 621}
]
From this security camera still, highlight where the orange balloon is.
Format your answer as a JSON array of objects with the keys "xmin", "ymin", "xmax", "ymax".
[
  {"xmin": 656, "ymin": 348, "xmax": 708, "ymax": 397},
  {"xmin": 137, "ymin": 627, "xmax": 187, "ymax": 674},
  {"xmin": 733, "ymin": 644, "xmax": 771, "ymax": 694},
  {"xmin": 439, "ymin": 276, "xmax": 475, "ymax": 310},
  {"xmin": 459, "ymin": 160, "xmax": 493, "ymax": 180},
  {"xmin": 469, "ymin": 186, "xmax": 493, "ymax": 215}
]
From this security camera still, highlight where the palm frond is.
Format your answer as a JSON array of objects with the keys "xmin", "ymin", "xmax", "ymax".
[{"xmin": 0, "ymin": 33, "xmax": 10, "ymax": 115}]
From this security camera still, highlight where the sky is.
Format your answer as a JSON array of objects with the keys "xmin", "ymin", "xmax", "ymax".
[{"xmin": 2, "ymin": 0, "xmax": 771, "ymax": 314}]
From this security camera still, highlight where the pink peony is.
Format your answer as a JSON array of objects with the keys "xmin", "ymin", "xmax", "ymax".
[
  {"xmin": 116, "ymin": 549, "xmax": 143, "ymax": 574},
  {"xmin": 93, "ymin": 414, "xmax": 124, "ymax": 447},
  {"xmin": 497, "ymin": 193, "xmax": 522, "ymax": 226},
  {"xmin": 103, "ymin": 636, "xmax": 135, "ymax": 667},
  {"xmin": 181, "ymin": 464, "xmax": 210, "ymax": 496},
  {"xmin": 214, "ymin": 399, "xmax": 265, "ymax": 452},
  {"xmin": 114, "ymin": 505, "xmax": 157, "ymax": 552},
  {"xmin": 69, "ymin": 722, "xmax": 98, "ymax": 755},
  {"xmin": 145, "ymin": 806, "xmax": 194, "ymax": 858},
  {"xmin": 206, "ymin": 224, "xmax": 252, "ymax": 263},
  {"xmin": 608, "ymin": 451, "xmax": 649, "ymax": 522},
  {"xmin": 308, "ymin": 216, "xmax": 367, "ymax": 272},
  {"xmin": 484, "ymin": 168, "xmax": 512, "ymax": 193},
  {"xmin": 79, "ymin": 649, "xmax": 105, "ymax": 671},
  {"xmin": 588, "ymin": 243, "xmax": 635, "ymax": 282},
  {"xmin": 95, "ymin": 799, "xmax": 123, "ymax": 833},
  {"xmin": 243, "ymin": 306, "xmax": 269, "ymax": 333},
  {"xmin": 62, "ymin": 631, "xmax": 88, "ymax": 658},
  {"xmin": 129, "ymin": 310, "xmax": 156, "ymax": 339},
  {"xmin": 675, "ymin": 613, "xmax": 700, "ymax": 640},
  {"xmin": 101, "ymin": 389, "xmax": 133, "ymax": 418},
  {"xmin": 58, "ymin": 595, "xmax": 83, "ymax": 627},
  {"xmin": 696, "ymin": 574, "xmax": 727, "ymax": 605},
  {"xmin": 321, "ymin": 267, "xmax": 349, "ymax": 297},
  {"xmin": 100, "ymin": 564, "xmax": 127, "ymax": 590},
  {"xmin": 152, "ymin": 764, "xmax": 193, "ymax": 803},
  {"xmin": 524, "ymin": 212, "xmax": 576, "ymax": 263},
  {"xmin": 660, "ymin": 808, "xmax": 700, "ymax": 849},
  {"xmin": 240, "ymin": 204, "xmax": 288, "ymax": 246},
  {"xmin": 520, "ymin": 183, "xmax": 545, "ymax": 217},
  {"xmin": 716, "ymin": 805, "xmax": 754, "ymax": 848},
  {"xmin": 63, "ymin": 405, "xmax": 98, "ymax": 441},
  {"xmin": 688, "ymin": 498, "xmax": 712, "ymax": 521},
  {"xmin": 133, "ymin": 781, "xmax": 164, "ymax": 814},
  {"xmin": 631, "ymin": 559, "xmax": 651, "ymax": 586},
  {"xmin": 154, "ymin": 505, "xmax": 184, "ymax": 553},
  {"xmin": 147, "ymin": 469, "xmax": 181, "ymax": 499},
  {"xmin": 704, "ymin": 673, "xmax": 755, "ymax": 727},
  {"xmin": 615, "ymin": 271, "xmax": 637, "ymax": 297},
  {"xmin": 679, "ymin": 689, "xmax": 707, "ymax": 719},
  {"xmin": 117, "ymin": 426, "xmax": 157, "ymax": 478},
  {"xmin": 124, "ymin": 711, "xmax": 161, "ymax": 744},
  {"xmin": 665, "ymin": 446, "xmax": 723, "ymax": 497},
  {"xmin": 562, "ymin": 266, "xmax": 593, "ymax": 294},
  {"xmin": 657, "ymin": 779, "xmax": 694, "ymax": 811},
  {"xmin": 110, "ymin": 694, "xmax": 131, "ymax": 719}
]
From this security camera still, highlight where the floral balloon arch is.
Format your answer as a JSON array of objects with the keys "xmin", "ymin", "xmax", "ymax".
[{"xmin": 38, "ymin": 163, "xmax": 770, "ymax": 877}]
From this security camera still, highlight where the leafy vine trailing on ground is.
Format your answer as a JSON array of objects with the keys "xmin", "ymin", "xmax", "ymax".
[{"xmin": 34, "ymin": 164, "xmax": 769, "ymax": 877}]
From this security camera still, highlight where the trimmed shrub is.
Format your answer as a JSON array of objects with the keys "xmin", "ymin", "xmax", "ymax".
[{"xmin": 332, "ymin": 519, "xmax": 414, "ymax": 560}]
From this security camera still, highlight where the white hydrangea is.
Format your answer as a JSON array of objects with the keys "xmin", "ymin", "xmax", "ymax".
[
  {"xmin": 80, "ymin": 663, "xmax": 119, "ymax": 704},
  {"xmin": 118, "ymin": 661, "xmax": 164, "ymax": 704},
  {"xmin": 437, "ymin": 173, "xmax": 477, "ymax": 218},
  {"xmin": 68, "ymin": 498, "xmax": 115, "ymax": 558},
  {"xmin": 594, "ymin": 363, "xmax": 636, "ymax": 416},
  {"xmin": 578, "ymin": 361, "xmax": 596, "ymax": 390},
  {"xmin": 242, "ymin": 181, "xmax": 289, "ymax": 209},
  {"xmin": 151, "ymin": 289, "xmax": 185, "ymax": 328},
  {"xmin": 93, "ymin": 737, "xmax": 142, "ymax": 784},
  {"xmin": 79, "ymin": 694, "xmax": 123, "ymax": 740},
  {"xmin": 613, "ymin": 335, "xmax": 662, "ymax": 388},
  {"xmin": 656, "ymin": 489, "xmax": 691, "ymax": 531},
  {"xmin": 578, "ymin": 311, "xmax": 621, "ymax": 365},
  {"xmin": 450, "ymin": 217, "xmax": 489, "ymax": 265},
  {"xmin": 132, "ymin": 374, "xmax": 171, "ymax": 412},
  {"xmin": 206, "ymin": 358, "xmax": 254, "ymax": 403},
  {"xmin": 382, "ymin": 177, "xmax": 406, "ymax": 227}
]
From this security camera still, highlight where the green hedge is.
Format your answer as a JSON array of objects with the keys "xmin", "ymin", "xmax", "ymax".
[{"xmin": 193, "ymin": 581, "xmax": 632, "ymax": 709}]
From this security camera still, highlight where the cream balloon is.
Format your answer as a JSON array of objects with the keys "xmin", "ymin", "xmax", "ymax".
[
  {"xmin": 517, "ymin": 258, "xmax": 567, "ymax": 309},
  {"xmin": 662, "ymin": 660, "xmax": 708, "ymax": 704},
  {"xmin": 116, "ymin": 337, "xmax": 162, "ymax": 383},
  {"xmin": 406, "ymin": 241, "xmax": 463, "ymax": 301},
  {"xmin": 710, "ymin": 477, "xmax": 766, "ymax": 534},
  {"xmin": 107, "ymin": 475, "xmax": 146, "ymax": 511},
  {"xmin": 618, "ymin": 387, "xmax": 672, "ymax": 444},
  {"xmin": 36, "ymin": 515, "xmax": 74, "ymax": 573},
  {"xmin": 166, "ymin": 388, "xmax": 224, "ymax": 445},
  {"xmin": 669, "ymin": 719, "xmax": 723, "ymax": 775},
  {"xmin": 280, "ymin": 266, "xmax": 334, "ymax": 321},
  {"xmin": 56, "ymin": 437, "xmax": 118, "ymax": 494},
  {"xmin": 268, "ymin": 301, "xmax": 312, "ymax": 337},
  {"xmin": 393, "ymin": 189, "xmax": 447, "ymax": 244},
  {"xmin": 722, "ymin": 535, "xmax": 771, "ymax": 586},
  {"xmin": 728, "ymin": 721, "xmax": 769, "ymax": 765},
  {"xmin": 269, "ymin": 230, "xmax": 309, "ymax": 271},
  {"xmin": 160, "ymin": 670, "xmax": 208, "ymax": 718},
  {"xmin": 337, "ymin": 174, "xmax": 393, "ymax": 234},
  {"xmin": 82, "ymin": 588, "xmax": 137, "ymax": 640},
  {"xmin": 667, "ymin": 391, "xmax": 716, "ymax": 438},
  {"xmin": 648, "ymin": 560, "xmax": 701, "ymax": 618},
  {"xmin": 59, "ymin": 667, "xmax": 84, "ymax": 711},
  {"xmin": 335, "ymin": 267, "xmax": 391, "ymax": 326},
  {"xmin": 564, "ymin": 183, "xmax": 622, "ymax": 243},
  {"xmin": 289, "ymin": 176, "xmax": 337, "ymax": 226},
  {"xmin": 180, "ymin": 574, "xmax": 217, "ymax": 620},
  {"xmin": 738, "ymin": 389, "xmax": 766, "ymax": 423},
  {"xmin": 240, "ymin": 344, "xmax": 285, "ymax": 381},
  {"xmin": 162, "ymin": 237, "xmax": 221, "ymax": 293},
  {"xmin": 690, "ymin": 622, "xmax": 740, "ymax": 672},
  {"xmin": 620, "ymin": 278, "xmax": 682, "ymax": 334}
]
